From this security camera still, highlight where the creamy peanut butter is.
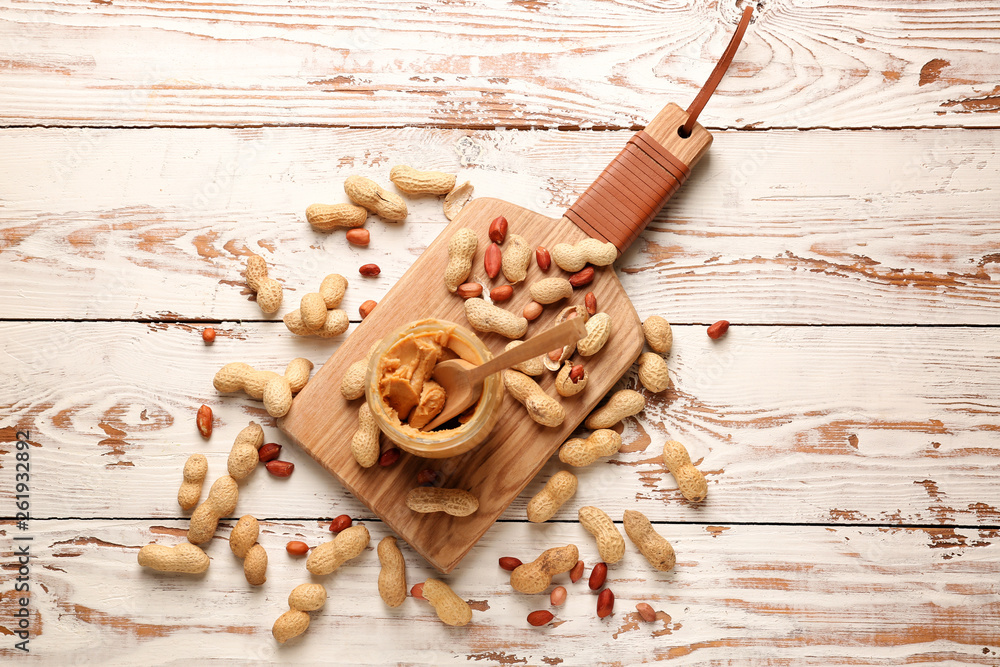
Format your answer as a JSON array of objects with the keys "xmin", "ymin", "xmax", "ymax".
[
  {"xmin": 409, "ymin": 380, "xmax": 447, "ymax": 430},
  {"xmin": 373, "ymin": 320, "xmax": 493, "ymax": 438},
  {"xmin": 367, "ymin": 319, "xmax": 503, "ymax": 457},
  {"xmin": 377, "ymin": 326, "xmax": 451, "ymax": 422}
]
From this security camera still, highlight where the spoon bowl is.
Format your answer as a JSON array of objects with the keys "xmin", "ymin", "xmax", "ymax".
[{"xmin": 423, "ymin": 318, "xmax": 587, "ymax": 430}]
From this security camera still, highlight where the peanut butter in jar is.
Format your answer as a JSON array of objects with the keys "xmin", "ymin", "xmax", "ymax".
[{"xmin": 365, "ymin": 319, "xmax": 503, "ymax": 459}]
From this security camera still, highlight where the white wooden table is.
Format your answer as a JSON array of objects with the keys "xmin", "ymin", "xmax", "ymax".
[{"xmin": 2, "ymin": 1, "xmax": 999, "ymax": 663}]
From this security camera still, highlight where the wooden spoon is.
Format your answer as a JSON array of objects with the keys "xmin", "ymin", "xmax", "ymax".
[{"xmin": 422, "ymin": 318, "xmax": 588, "ymax": 430}]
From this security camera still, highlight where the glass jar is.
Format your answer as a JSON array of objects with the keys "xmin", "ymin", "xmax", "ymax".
[{"xmin": 365, "ymin": 319, "xmax": 504, "ymax": 459}]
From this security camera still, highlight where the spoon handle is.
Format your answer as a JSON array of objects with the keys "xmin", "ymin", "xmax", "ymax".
[{"xmin": 468, "ymin": 318, "xmax": 588, "ymax": 384}]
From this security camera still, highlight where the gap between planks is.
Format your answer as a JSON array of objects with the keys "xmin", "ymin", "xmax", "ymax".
[
  {"xmin": 10, "ymin": 518, "xmax": 999, "ymax": 531},
  {"xmin": 3, "ymin": 319, "xmax": 1000, "ymax": 327},
  {"xmin": 3, "ymin": 123, "xmax": 1000, "ymax": 132}
]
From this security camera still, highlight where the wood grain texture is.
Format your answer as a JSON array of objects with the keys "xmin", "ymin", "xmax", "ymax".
[
  {"xmin": 2, "ymin": 322, "xmax": 997, "ymax": 525},
  {"xmin": 1, "ymin": 519, "xmax": 997, "ymax": 664},
  {"xmin": 1, "ymin": 3, "xmax": 998, "ymax": 654},
  {"xmin": 1, "ymin": 0, "xmax": 999, "ymax": 128},
  {"xmin": 279, "ymin": 197, "xmax": 644, "ymax": 572},
  {"xmin": 1, "ymin": 127, "xmax": 997, "ymax": 323}
]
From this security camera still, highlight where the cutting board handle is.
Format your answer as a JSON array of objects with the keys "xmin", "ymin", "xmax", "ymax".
[
  {"xmin": 563, "ymin": 6, "xmax": 754, "ymax": 255},
  {"xmin": 562, "ymin": 104, "xmax": 712, "ymax": 254}
]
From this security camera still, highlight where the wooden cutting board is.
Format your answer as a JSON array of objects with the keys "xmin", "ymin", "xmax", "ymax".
[{"xmin": 279, "ymin": 103, "xmax": 713, "ymax": 572}]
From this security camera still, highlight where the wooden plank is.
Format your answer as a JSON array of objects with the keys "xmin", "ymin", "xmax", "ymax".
[
  {"xmin": 1, "ymin": 0, "xmax": 998, "ymax": 128},
  {"xmin": 278, "ymin": 196, "xmax": 644, "ymax": 573},
  {"xmin": 1, "ymin": 519, "xmax": 997, "ymax": 664},
  {"xmin": 3, "ymin": 322, "xmax": 998, "ymax": 525},
  {"xmin": 1, "ymin": 128, "xmax": 998, "ymax": 323}
]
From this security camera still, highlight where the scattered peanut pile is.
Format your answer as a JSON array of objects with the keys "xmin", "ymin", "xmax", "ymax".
[{"xmin": 136, "ymin": 164, "xmax": 724, "ymax": 641}]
